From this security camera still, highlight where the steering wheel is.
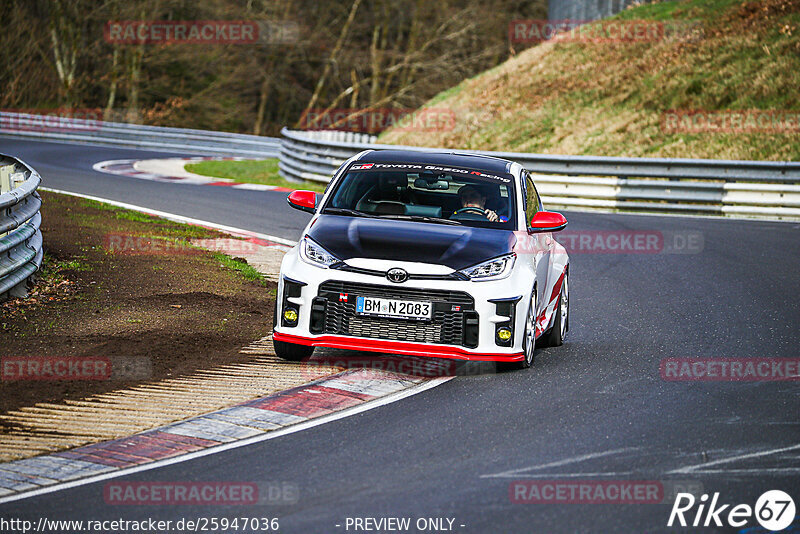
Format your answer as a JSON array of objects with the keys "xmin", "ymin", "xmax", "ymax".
[{"xmin": 456, "ymin": 207, "xmax": 487, "ymax": 216}]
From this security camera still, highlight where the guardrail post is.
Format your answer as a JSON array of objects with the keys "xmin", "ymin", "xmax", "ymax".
[
  {"xmin": 12, "ymin": 169, "xmax": 26, "ymax": 188},
  {"xmin": 0, "ymin": 164, "xmax": 11, "ymax": 193},
  {"xmin": 0, "ymin": 164, "xmax": 12, "ymax": 238}
]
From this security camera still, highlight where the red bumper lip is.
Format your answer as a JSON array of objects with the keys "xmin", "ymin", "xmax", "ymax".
[{"xmin": 272, "ymin": 332, "xmax": 525, "ymax": 362}]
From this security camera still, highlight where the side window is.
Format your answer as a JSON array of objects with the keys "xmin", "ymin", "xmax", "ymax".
[{"xmin": 524, "ymin": 172, "xmax": 540, "ymax": 225}]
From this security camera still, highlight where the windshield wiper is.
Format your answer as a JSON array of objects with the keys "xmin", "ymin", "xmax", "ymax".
[
  {"xmin": 323, "ymin": 207, "xmax": 378, "ymax": 218},
  {"xmin": 380, "ymin": 214, "xmax": 461, "ymax": 226}
]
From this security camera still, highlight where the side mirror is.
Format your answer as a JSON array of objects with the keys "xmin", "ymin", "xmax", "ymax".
[
  {"xmin": 529, "ymin": 211, "xmax": 567, "ymax": 233},
  {"xmin": 287, "ymin": 190, "xmax": 317, "ymax": 214}
]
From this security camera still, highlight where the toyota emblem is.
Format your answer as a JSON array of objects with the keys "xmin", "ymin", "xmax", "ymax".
[{"xmin": 386, "ymin": 268, "xmax": 408, "ymax": 283}]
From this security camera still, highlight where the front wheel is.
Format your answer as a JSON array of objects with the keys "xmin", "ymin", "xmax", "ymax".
[
  {"xmin": 274, "ymin": 338, "xmax": 315, "ymax": 361},
  {"xmin": 272, "ymin": 298, "xmax": 315, "ymax": 361},
  {"xmin": 501, "ymin": 290, "xmax": 536, "ymax": 371}
]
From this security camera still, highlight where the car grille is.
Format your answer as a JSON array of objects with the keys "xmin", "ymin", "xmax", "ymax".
[{"xmin": 317, "ymin": 281, "xmax": 475, "ymax": 347}]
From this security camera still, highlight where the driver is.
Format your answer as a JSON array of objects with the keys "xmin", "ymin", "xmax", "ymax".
[{"xmin": 452, "ymin": 185, "xmax": 499, "ymax": 222}]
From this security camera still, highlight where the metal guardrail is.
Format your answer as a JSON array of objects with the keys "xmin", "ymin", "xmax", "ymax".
[
  {"xmin": 279, "ymin": 128, "xmax": 800, "ymax": 220},
  {"xmin": 0, "ymin": 154, "xmax": 43, "ymax": 302},
  {"xmin": 548, "ymin": 0, "xmax": 653, "ymax": 23},
  {"xmin": 0, "ymin": 112, "xmax": 280, "ymax": 158}
]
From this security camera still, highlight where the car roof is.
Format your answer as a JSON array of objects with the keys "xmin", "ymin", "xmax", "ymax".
[{"xmin": 355, "ymin": 149, "xmax": 515, "ymax": 175}]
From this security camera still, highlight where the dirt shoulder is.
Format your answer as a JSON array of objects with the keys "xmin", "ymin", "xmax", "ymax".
[{"xmin": 0, "ymin": 191, "xmax": 276, "ymax": 416}]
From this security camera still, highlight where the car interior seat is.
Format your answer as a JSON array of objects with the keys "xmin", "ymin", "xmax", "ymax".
[{"xmin": 356, "ymin": 172, "xmax": 408, "ymax": 214}]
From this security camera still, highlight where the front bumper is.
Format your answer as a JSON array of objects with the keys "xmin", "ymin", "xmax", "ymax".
[
  {"xmin": 273, "ymin": 248, "xmax": 531, "ymax": 362},
  {"xmin": 272, "ymin": 332, "xmax": 524, "ymax": 362}
]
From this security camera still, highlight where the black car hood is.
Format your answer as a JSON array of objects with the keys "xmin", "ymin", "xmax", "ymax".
[{"xmin": 307, "ymin": 214, "xmax": 515, "ymax": 270}]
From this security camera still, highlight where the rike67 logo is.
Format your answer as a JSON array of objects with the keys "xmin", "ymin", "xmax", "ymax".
[{"xmin": 668, "ymin": 490, "xmax": 796, "ymax": 531}]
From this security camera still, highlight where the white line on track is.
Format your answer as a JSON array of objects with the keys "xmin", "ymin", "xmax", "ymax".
[
  {"xmin": 667, "ymin": 443, "xmax": 800, "ymax": 474},
  {"xmin": 0, "ymin": 378, "xmax": 451, "ymax": 505},
  {"xmin": 487, "ymin": 471, "xmax": 636, "ymax": 479},
  {"xmin": 681, "ymin": 468, "xmax": 800, "ymax": 475},
  {"xmin": 480, "ymin": 447, "xmax": 640, "ymax": 478}
]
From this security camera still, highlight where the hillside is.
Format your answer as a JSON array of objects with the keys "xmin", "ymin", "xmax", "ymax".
[{"xmin": 380, "ymin": 0, "xmax": 800, "ymax": 161}]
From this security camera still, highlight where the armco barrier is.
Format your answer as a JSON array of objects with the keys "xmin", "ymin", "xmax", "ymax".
[
  {"xmin": 0, "ymin": 111, "xmax": 280, "ymax": 158},
  {"xmin": 0, "ymin": 154, "xmax": 43, "ymax": 301},
  {"xmin": 278, "ymin": 128, "xmax": 800, "ymax": 220},
  {"xmin": 547, "ymin": 0, "xmax": 663, "ymax": 23}
]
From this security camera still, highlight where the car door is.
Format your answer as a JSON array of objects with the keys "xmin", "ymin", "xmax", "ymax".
[{"xmin": 524, "ymin": 171, "xmax": 551, "ymax": 323}]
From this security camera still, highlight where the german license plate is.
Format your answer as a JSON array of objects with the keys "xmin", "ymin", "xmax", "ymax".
[{"xmin": 355, "ymin": 296, "xmax": 432, "ymax": 321}]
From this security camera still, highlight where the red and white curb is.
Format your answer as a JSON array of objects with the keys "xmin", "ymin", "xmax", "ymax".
[
  {"xmin": 0, "ymin": 367, "xmax": 451, "ymax": 503},
  {"xmin": 92, "ymin": 157, "xmax": 294, "ymax": 192},
  {"xmin": 0, "ymin": 189, "xmax": 454, "ymax": 505}
]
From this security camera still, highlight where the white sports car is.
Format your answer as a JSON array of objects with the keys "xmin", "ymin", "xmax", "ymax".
[{"xmin": 273, "ymin": 150, "xmax": 570, "ymax": 369}]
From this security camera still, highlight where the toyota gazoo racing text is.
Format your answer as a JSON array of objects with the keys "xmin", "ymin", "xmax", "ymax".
[{"xmin": 273, "ymin": 150, "xmax": 570, "ymax": 369}]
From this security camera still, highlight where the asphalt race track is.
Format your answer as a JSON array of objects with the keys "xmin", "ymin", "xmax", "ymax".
[
  {"xmin": 2, "ymin": 137, "xmax": 799, "ymax": 533},
  {"xmin": 0, "ymin": 138, "xmax": 311, "ymax": 242}
]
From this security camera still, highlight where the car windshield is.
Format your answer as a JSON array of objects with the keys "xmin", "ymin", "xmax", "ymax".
[{"xmin": 323, "ymin": 162, "xmax": 517, "ymax": 229}]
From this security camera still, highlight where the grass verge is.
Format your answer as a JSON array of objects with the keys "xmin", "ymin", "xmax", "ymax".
[{"xmin": 186, "ymin": 158, "xmax": 328, "ymax": 192}]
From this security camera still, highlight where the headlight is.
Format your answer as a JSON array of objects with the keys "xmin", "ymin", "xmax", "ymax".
[
  {"xmin": 459, "ymin": 253, "xmax": 516, "ymax": 281},
  {"xmin": 299, "ymin": 236, "xmax": 340, "ymax": 268}
]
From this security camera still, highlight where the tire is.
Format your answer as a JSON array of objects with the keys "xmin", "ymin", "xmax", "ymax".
[
  {"xmin": 500, "ymin": 290, "xmax": 536, "ymax": 371},
  {"xmin": 274, "ymin": 338, "xmax": 315, "ymax": 361},
  {"xmin": 272, "ymin": 297, "xmax": 315, "ymax": 361},
  {"xmin": 541, "ymin": 271, "xmax": 569, "ymax": 348}
]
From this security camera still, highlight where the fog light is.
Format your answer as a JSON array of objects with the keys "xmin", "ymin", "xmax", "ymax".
[
  {"xmin": 496, "ymin": 328, "xmax": 512, "ymax": 341},
  {"xmin": 283, "ymin": 308, "xmax": 298, "ymax": 323}
]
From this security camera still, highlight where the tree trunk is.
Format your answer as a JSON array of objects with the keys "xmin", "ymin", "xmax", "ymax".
[
  {"xmin": 296, "ymin": 0, "xmax": 362, "ymax": 128},
  {"xmin": 48, "ymin": 0, "xmax": 79, "ymax": 106},
  {"xmin": 105, "ymin": 47, "xmax": 119, "ymax": 121}
]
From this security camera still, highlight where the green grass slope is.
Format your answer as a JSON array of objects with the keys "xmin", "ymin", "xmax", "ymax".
[{"xmin": 380, "ymin": 0, "xmax": 800, "ymax": 160}]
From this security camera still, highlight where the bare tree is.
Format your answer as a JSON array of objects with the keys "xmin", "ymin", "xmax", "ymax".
[
  {"xmin": 296, "ymin": 0, "xmax": 363, "ymax": 128},
  {"xmin": 48, "ymin": 0, "xmax": 83, "ymax": 106},
  {"xmin": 0, "ymin": 0, "xmax": 547, "ymax": 134}
]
